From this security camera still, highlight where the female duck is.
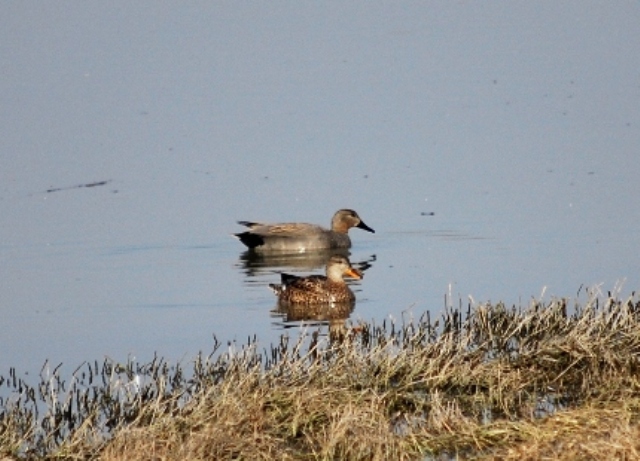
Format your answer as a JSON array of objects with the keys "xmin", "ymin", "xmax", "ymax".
[{"xmin": 269, "ymin": 255, "xmax": 363, "ymax": 305}]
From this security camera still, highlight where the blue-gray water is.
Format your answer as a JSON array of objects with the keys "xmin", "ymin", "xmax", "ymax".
[{"xmin": 2, "ymin": 3, "xmax": 639, "ymax": 379}]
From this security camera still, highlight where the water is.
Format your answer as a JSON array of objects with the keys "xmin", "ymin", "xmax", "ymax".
[{"xmin": 2, "ymin": 3, "xmax": 639, "ymax": 381}]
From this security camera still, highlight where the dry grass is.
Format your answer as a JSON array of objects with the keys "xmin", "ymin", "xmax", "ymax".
[
  {"xmin": 483, "ymin": 400, "xmax": 640, "ymax": 460},
  {"xmin": 2, "ymin": 294, "xmax": 640, "ymax": 460}
]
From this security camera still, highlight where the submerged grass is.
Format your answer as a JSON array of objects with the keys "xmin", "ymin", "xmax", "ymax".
[{"xmin": 2, "ymin": 293, "xmax": 640, "ymax": 460}]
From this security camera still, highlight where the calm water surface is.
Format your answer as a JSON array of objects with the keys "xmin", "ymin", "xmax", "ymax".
[{"xmin": 2, "ymin": 177, "xmax": 637, "ymax": 381}]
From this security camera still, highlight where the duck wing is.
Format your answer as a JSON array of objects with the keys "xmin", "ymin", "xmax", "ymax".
[
  {"xmin": 283, "ymin": 274, "xmax": 328, "ymax": 293},
  {"xmin": 239, "ymin": 222, "xmax": 326, "ymax": 236}
]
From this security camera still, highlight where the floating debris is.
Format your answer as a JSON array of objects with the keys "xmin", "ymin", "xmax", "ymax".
[{"xmin": 45, "ymin": 180, "xmax": 112, "ymax": 193}]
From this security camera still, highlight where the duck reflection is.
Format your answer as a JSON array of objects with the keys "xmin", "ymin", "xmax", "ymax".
[
  {"xmin": 272, "ymin": 301, "xmax": 356, "ymax": 323},
  {"xmin": 239, "ymin": 248, "xmax": 347, "ymax": 274},
  {"xmin": 238, "ymin": 249, "xmax": 375, "ymax": 278}
]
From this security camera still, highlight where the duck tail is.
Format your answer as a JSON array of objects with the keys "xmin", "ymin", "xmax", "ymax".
[
  {"xmin": 233, "ymin": 231, "xmax": 265, "ymax": 248},
  {"xmin": 269, "ymin": 283, "xmax": 284, "ymax": 295}
]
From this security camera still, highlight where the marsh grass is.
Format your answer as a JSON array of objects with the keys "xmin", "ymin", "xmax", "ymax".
[{"xmin": 2, "ymin": 294, "xmax": 640, "ymax": 460}]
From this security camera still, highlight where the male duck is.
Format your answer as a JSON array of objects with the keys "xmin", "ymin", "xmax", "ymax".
[
  {"xmin": 234, "ymin": 209, "xmax": 374, "ymax": 253},
  {"xmin": 269, "ymin": 255, "xmax": 363, "ymax": 305}
]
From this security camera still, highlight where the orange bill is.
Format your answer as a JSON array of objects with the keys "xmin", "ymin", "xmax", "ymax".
[{"xmin": 344, "ymin": 267, "xmax": 363, "ymax": 280}]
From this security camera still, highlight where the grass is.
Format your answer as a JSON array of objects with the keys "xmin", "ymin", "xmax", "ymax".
[{"xmin": 2, "ymin": 293, "xmax": 640, "ymax": 460}]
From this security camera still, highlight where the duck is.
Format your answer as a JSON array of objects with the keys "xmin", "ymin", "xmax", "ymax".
[
  {"xmin": 234, "ymin": 209, "xmax": 374, "ymax": 253},
  {"xmin": 269, "ymin": 255, "xmax": 363, "ymax": 305}
]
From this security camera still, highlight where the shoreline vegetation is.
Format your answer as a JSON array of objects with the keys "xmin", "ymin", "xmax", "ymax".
[{"xmin": 2, "ymin": 293, "xmax": 640, "ymax": 460}]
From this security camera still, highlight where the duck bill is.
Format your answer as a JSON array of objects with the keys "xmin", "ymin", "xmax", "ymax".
[
  {"xmin": 357, "ymin": 220, "xmax": 375, "ymax": 233},
  {"xmin": 345, "ymin": 267, "xmax": 363, "ymax": 280}
]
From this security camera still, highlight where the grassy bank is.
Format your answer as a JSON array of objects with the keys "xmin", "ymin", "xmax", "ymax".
[{"xmin": 2, "ymin": 294, "xmax": 640, "ymax": 460}]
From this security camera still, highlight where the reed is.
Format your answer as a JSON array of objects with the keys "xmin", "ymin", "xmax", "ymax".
[{"xmin": 2, "ymin": 293, "xmax": 640, "ymax": 460}]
